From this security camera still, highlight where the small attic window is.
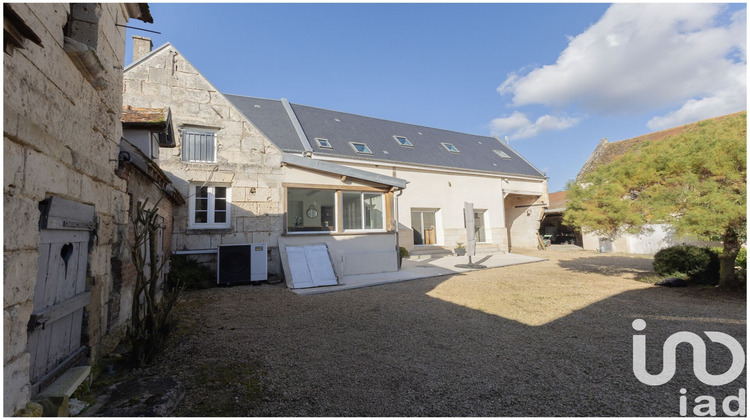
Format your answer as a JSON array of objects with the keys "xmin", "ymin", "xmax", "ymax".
[
  {"xmin": 350, "ymin": 142, "xmax": 372, "ymax": 154},
  {"xmin": 494, "ymin": 150, "xmax": 512, "ymax": 159},
  {"xmin": 394, "ymin": 136, "xmax": 413, "ymax": 147},
  {"xmin": 315, "ymin": 138, "xmax": 332, "ymax": 149},
  {"xmin": 441, "ymin": 143, "xmax": 460, "ymax": 153}
]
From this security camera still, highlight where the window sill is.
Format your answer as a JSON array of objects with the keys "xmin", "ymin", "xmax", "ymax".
[
  {"xmin": 283, "ymin": 230, "xmax": 394, "ymax": 237},
  {"xmin": 186, "ymin": 227, "xmax": 232, "ymax": 234},
  {"xmin": 63, "ymin": 37, "xmax": 107, "ymax": 91}
]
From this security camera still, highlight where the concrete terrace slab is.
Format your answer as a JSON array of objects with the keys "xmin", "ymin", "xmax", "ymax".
[{"xmin": 293, "ymin": 252, "xmax": 545, "ymax": 295}]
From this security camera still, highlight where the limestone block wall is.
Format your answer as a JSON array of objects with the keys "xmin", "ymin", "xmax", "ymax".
[
  {"xmin": 123, "ymin": 45, "xmax": 285, "ymax": 276},
  {"xmin": 3, "ymin": 3, "xmax": 134, "ymax": 415}
]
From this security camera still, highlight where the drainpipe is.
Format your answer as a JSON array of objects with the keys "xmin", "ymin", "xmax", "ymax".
[{"xmin": 395, "ymin": 188, "xmax": 404, "ymax": 269}]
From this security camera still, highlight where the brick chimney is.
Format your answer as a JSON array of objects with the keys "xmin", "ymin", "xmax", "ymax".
[{"xmin": 132, "ymin": 36, "xmax": 152, "ymax": 62}]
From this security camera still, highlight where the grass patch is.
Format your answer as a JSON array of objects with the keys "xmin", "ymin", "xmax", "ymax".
[
  {"xmin": 635, "ymin": 274, "xmax": 665, "ymax": 284},
  {"xmin": 174, "ymin": 360, "xmax": 264, "ymax": 416}
]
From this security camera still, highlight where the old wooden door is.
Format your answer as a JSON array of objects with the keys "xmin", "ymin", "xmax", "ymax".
[{"xmin": 28, "ymin": 197, "xmax": 94, "ymax": 395}]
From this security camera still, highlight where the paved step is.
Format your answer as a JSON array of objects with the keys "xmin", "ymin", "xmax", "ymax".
[
  {"xmin": 406, "ymin": 246, "xmax": 453, "ymax": 260},
  {"xmin": 475, "ymin": 244, "xmax": 503, "ymax": 255}
]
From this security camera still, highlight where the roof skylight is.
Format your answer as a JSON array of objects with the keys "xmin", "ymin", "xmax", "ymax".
[
  {"xmin": 394, "ymin": 135, "xmax": 413, "ymax": 147},
  {"xmin": 315, "ymin": 138, "xmax": 332, "ymax": 149},
  {"xmin": 441, "ymin": 143, "xmax": 460, "ymax": 153},
  {"xmin": 494, "ymin": 150, "xmax": 512, "ymax": 159},
  {"xmin": 350, "ymin": 142, "xmax": 372, "ymax": 154}
]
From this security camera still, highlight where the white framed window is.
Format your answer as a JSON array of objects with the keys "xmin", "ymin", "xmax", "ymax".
[
  {"xmin": 441, "ymin": 142, "xmax": 460, "ymax": 153},
  {"xmin": 189, "ymin": 185, "xmax": 231, "ymax": 229},
  {"xmin": 494, "ymin": 150, "xmax": 512, "ymax": 159},
  {"xmin": 350, "ymin": 142, "xmax": 373, "ymax": 154},
  {"xmin": 393, "ymin": 135, "xmax": 413, "ymax": 147},
  {"xmin": 315, "ymin": 138, "xmax": 333, "ymax": 149},
  {"xmin": 342, "ymin": 192, "xmax": 385, "ymax": 231},
  {"xmin": 182, "ymin": 128, "xmax": 217, "ymax": 162}
]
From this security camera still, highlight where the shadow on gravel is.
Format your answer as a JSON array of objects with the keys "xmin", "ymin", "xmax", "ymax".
[
  {"xmin": 557, "ymin": 255, "xmax": 655, "ymax": 280},
  {"xmin": 82, "ymin": 269, "xmax": 746, "ymax": 417}
]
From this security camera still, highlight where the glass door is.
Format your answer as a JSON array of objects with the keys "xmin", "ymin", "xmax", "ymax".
[
  {"xmin": 411, "ymin": 210, "xmax": 437, "ymax": 245},
  {"xmin": 474, "ymin": 211, "xmax": 486, "ymax": 243}
]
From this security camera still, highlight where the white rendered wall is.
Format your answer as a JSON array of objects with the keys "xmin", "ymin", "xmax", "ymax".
[{"xmin": 312, "ymin": 159, "xmax": 548, "ymax": 252}]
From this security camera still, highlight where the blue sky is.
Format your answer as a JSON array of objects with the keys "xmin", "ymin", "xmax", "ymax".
[{"xmin": 126, "ymin": 3, "xmax": 747, "ymax": 192}]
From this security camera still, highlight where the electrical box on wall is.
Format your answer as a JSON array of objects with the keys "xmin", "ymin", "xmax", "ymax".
[{"xmin": 217, "ymin": 243, "xmax": 268, "ymax": 285}]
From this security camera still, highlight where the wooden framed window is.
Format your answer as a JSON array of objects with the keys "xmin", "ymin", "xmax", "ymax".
[
  {"xmin": 342, "ymin": 192, "xmax": 385, "ymax": 231},
  {"xmin": 286, "ymin": 186, "xmax": 388, "ymax": 234}
]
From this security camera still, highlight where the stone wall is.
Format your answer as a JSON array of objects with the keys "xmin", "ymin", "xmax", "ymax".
[
  {"xmin": 107, "ymin": 160, "xmax": 179, "ymax": 351},
  {"xmin": 3, "ymin": 3, "xmax": 134, "ymax": 415},
  {"xmin": 123, "ymin": 44, "xmax": 285, "ymax": 276}
]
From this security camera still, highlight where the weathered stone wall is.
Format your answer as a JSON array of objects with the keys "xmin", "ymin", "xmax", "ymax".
[
  {"xmin": 3, "ymin": 3, "xmax": 133, "ymax": 415},
  {"xmin": 123, "ymin": 45, "xmax": 285, "ymax": 276},
  {"xmin": 106, "ymin": 161, "xmax": 179, "ymax": 352},
  {"xmin": 504, "ymin": 193, "xmax": 548, "ymax": 250}
]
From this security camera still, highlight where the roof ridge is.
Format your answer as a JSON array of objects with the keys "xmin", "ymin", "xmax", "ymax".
[
  {"xmin": 222, "ymin": 93, "xmax": 282, "ymax": 103},
  {"xmin": 290, "ymin": 101, "xmax": 496, "ymax": 140},
  {"xmin": 222, "ymin": 92, "xmax": 496, "ymax": 140},
  {"xmin": 124, "ymin": 42, "xmax": 172, "ymax": 72}
]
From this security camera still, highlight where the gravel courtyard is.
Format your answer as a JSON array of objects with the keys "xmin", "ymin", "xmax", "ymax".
[{"xmin": 116, "ymin": 248, "xmax": 746, "ymax": 416}]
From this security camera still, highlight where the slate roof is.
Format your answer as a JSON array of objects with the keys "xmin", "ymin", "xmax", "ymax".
[{"xmin": 225, "ymin": 94, "xmax": 545, "ymax": 178}]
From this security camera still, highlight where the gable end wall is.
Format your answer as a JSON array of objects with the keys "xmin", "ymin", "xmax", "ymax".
[{"xmin": 123, "ymin": 46, "xmax": 286, "ymax": 276}]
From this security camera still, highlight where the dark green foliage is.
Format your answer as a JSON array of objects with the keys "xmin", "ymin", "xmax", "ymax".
[
  {"xmin": 566, "ymin": 112, "xmax": 746, "ymax": 288},
  {"xmin": 736, "ymin": 248, "xmax": 747, "ymax": 272},
  {"xmin": 169, "ymin": 255, "xmax": 215, "ymax": 290},
  {"xmin": 653, "ymin": 245, "xmax": 719, "ymax": 285},
  {"xmin": 399, "ymin": 247, "xmax": 410, "ymax": 258}
]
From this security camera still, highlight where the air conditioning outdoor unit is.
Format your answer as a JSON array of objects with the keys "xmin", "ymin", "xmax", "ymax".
[{"xmin": 217, "ymin": 243, "xmax": 267, "ymax": 285}]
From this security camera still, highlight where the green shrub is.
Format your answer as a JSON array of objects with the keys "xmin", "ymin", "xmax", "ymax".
[
  {"xmin": 169, "ymin": 255, "xmax": 215, "ymax": 290},
  {"xmin": 735, "ymin": 248, "xmax": 747, "ymax": 270},
  {"xmin": 653, "ymin": 245, "xmax": 719, "ymax": 285},
  {"xmin": 399, "ymin": 247, "xmax": 410, "ymax": 258}
]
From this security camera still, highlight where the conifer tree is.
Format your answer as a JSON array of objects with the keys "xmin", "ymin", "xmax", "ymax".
[{"xmin": 565, "ymin": 113, "xmax": 746, "ymax": 288}]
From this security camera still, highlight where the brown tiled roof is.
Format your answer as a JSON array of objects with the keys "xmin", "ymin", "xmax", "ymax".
[
  {"xmin": 547, "ymin": 191, "xmax": 568, "ymax": 210},
  {"xmin": 121, "ymin": 106, "xmax": 169, "ymax": 126},
  {"xmin": 577, "ymin": 111, "xmax": 745, "ymax": 180}
]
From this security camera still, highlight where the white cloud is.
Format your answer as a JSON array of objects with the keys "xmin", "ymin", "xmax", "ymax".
[
  {"xmin": 647, "ymin": 64, "xmax": 747, "ymax": 130},
  {"xmin": 490, "ymin": 111, "xmax": 580, "ymax": 140},
  {"xmin": 497, "ymin": 4, "xmax": 746, "ymax": 124}
]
